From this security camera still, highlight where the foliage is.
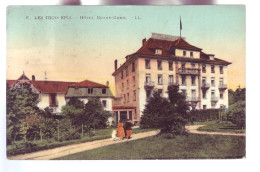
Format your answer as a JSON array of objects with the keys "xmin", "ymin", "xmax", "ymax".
[
  {"xmin": 83, "ymin": 98, "xmax": 110, "ymax": 129},
  {"xmin": 228, "ymin": 87, "xmax": 246, "ymax": 105},
  {"xmin": 227, "ymin": 101, "xmax": 246, "ymax": 129},
  {"xmin": 6, "ymin": 83, "xmax": 43, "ymax": 144},
  {"xmin": 140, "ymin": 85, "xmax": 189, "ymax": 135},
  {"xmin": 189, "ymin": 109, "xmax": 222, "ymax": 122}
]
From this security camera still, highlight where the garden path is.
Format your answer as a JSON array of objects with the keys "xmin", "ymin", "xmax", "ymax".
[
  {"xmin": 185, "ymin": 125, "xmax": 246, "ymax": 137},
  {"xmin": 8, "ymin": 130, "xmax": 160, "ymax": 160}
]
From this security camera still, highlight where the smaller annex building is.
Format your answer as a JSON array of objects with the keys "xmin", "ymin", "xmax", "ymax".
[{"xmin": 7, "ymin": 73, "xmax": 114, "ymax": 115}]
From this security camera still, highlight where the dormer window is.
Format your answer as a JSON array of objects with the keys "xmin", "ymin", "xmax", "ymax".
[
  {"xmin": 155, "ymin": 49, "xmax": 162, "ymax": 55},
  {"xmin": 209, "ymin": 55, "xmax": 214, "ymax": 60},
  {"xmin": 190, "ymin": 52, "xmax": 193, "ymax": 57},
  {"xmin": 183, "ymin": 51, "xmax": 186, "ymax": 56}
]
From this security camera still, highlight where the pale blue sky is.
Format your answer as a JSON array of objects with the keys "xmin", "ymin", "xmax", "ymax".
[{"xmin": 7, "ymin": 5, "xmax": 245, "ymax": 90}]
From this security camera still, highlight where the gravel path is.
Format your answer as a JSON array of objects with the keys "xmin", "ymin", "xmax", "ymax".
[
  {"xmin": 8, "ymin": 130, "xmax": 160, "ymax": 160},
  {"xmin": 185, "ymin": 125, "xmax": 246, "ymax": 137}
]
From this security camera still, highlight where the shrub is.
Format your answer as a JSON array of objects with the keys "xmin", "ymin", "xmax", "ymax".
[{"xmin": 227, "ymin": 101, "xmax": 245, "ymax": 129}]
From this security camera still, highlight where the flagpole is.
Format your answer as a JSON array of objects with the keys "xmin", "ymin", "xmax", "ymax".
[{"xmin": 180, "ymin": 16, "xmax": 182, "ymax": 38}]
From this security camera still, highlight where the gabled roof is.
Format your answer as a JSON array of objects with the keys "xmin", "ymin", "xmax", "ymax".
[
  {"xmin": 173, "ymin": 38, "xmax": 202, "ymax": 51},
  {"xmin": 70, "ymin": 79, "xmax": 107, "ymax": 88}
]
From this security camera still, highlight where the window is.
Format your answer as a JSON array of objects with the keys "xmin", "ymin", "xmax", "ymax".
[
  {"xmin": 202, "ymin": 64, "xmax": 206, "ymax": 73},
  {"xmin": 202, "ymin": 77, "xmax": 206, "ymax": 85},
  {"xmin": 191, "ymin": 90, "xmax": 196, "ymax": 98},
  {"xmin": 209, "ymin": 55, "xmax": 214, "ymax": 60},
  {"xmin": 132, "ymin": 62, "xmax": 135, "ymax": 72},
  {"xmin": 124, "ymin": 94, "xmax": 126, "ymax": 103},
  {"xmin": 169, "ymin": 75, "xmax": 174, "ymax": 85},
  {"xmin": 102, "ymin": 88, "xmax": 106, "ymax": 94},
  {"xmin": 126, "ymin": 67, "xmax": 129, "ymax": 76},
  {"xmin": 133, "ymin": 90, "xmax": 136, "ymax": 101},
  {"xmin": 122, "ymin": 83, "xmax": 124, "ymax": 91},
  {"xmin": 181, "ymin": 63, "xmax": 185, "ymax": 69},
  {"xmin": 191, "ymin": 63, "xmax": 195, "ymax": 67},
  {"xmin": 146, "ymin": 90, "xmax": 152, "ymax": 99},
  {"xmin": 157, "ymin": 60, "xmax": 162, "ymax": 70},
  {"xmin": 158, "ymin": 74, "xmax": 163, "ymax": 85},
  {"xmin": 49, "ymin": 93, "xmax": 57, "ymax": 107},
  {"xmin": 219, "ymin": 78, "xmax": 224, "ymax": 85},
  {"xmin": 211, "ymin": 77, "xmax": 215, "ymax": 87},
  {"xmin": 203, "ymin": 105, "xmax": 207, "ymax": 109},
  {"xmin": 220, "ymin": 66, "xmax": 223, "ymax": 74},
  {"xmin": 158, "ymin": 89, "xmax": 163, "ymax": 97},
  {"xmin": 127, "ymin": 93, "xmax": 130, "ymax": 102},
  {"xmin": 127, "ymin": 80, "xmax": 129, "ymax": 89},
  {"xmin": 220, "ymin": 92, "xmax": 224, "ymax": 99},
  {"xmin": 121, "ymin": 71, "xmax": 124, "ymax": 79},
  {"xmin": 181, "ymin": 75, "xmax": 186, "ymax": 85},
  {"xmin": 102, "ymin": 100, "xmax": 107, "ymax": 108},
  {"xmin": 202, "ymin": 91, "xmax": 207, "ymax": 99},
  {"xmin": 192, "ymin": 76, "xmax": 196, "ymax": 86},
  {"xmin": 211, "ymin": 90, "xmax": 215, "ymax": 98},
  {"xmin": 183, "ymin": 51, "xmax": 186, "ymax": 56},
  {"xmin": 155, "ymin": 49, "xmax": 162, "ymax": 55},
  {"xmin": 211, "ymin": 65, "xmax": 215, "ymax": 73},
  {"xmin": 190, "ymin": 52, "xmax": 193, "ymax": 57},
  {"xmin": 88, "ymin": 88, "xmax": 93, "ymax": 94},
  {"xmin": 145, "ymin": 73, "xmax": 151, "ymax": 83},
  {"xmin": 145, "ymin": 59, "xmax": 151, "ymax": 69},
  {"xmin": 132, "ymin": 76, "xmax": 135, "ymax": 87},
  {"xmin": 169, "ymin": 61, "xmax": 173, "ymax": 71}
]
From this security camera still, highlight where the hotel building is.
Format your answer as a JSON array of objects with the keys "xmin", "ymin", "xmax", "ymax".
[{"xmin": 112, "ymin": 33, "xmax": 231, "ymax": 123}]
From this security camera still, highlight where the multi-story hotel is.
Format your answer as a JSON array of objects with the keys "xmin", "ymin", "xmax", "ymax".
[{"xmin": 112, "ymin": 33, "xmax": 231, "ymax": 123}]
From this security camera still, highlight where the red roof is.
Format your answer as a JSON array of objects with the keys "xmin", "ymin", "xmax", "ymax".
[
  {"xmin": 136, "ymin": 37, "xmax": 202, "ymax": 56},
  {"xmin": 70, "ymin": 79, "xmax": 107, "ymax": 88}
]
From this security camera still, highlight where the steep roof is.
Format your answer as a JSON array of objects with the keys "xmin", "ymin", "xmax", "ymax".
[{"xmin": 70, "ymin": 79, "xmax": 108, "ymax": 88}]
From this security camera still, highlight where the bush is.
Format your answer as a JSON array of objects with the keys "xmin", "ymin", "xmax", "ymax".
[
  {"xmin": 189, "ymin": 109, "xmax": 222, "ymax": 122},
  {"xmin": 227, "ymin": 101, "xmax": 245, "ymax": 129}
]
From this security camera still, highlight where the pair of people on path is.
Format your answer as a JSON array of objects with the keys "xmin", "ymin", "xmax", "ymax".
[{"xmin": 115, "ymin": 120, "xmax": 132, "ymax": 140}]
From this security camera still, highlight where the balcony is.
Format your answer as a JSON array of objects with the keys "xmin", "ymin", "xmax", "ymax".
[
  {"xmin": 211, "ymin": 97, "xmax": 219, "ymax": 102},
  {"xmin": 144, "ymin": 81, "xmax": 155, "ymax": 89},
  {"xmin": 178, "ymin": 68, "xmax": 200, "ymax": 75},
  {"xmin": 186, "ymin": 97, "xmax": 200, "ymax": 102},
  {"xmin": 168, "ymin": 81, "xmax": 178, "ymax": 86},
  {"xmin": 218, "ymin": 84, "xmax": 227, "ymax": 90},
  {"xmin": 201, "ymin": 83, "xmax": 210, "ymax": 90}
]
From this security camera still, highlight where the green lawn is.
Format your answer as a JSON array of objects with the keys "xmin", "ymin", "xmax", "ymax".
[
  {"xmin": 56, "ymin": 133, "xmax": 245, "ymax": 160},
  {"xmin": 7, "ymin": 127, "xmax": 153, "ymax": 156},
  {"xmin": 197, "ymin": 121, "xmax": 245, "ymax": 133}
]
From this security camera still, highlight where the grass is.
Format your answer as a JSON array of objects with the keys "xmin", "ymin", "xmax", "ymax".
[
  {"xmin": 56, "ymin": 133, "xmax": 245, "ymax": 160},
  {"xmin": 197, "ymin": 121, "xmax": 245, "ymax": 134},
  {"xmin": 7, "ymin": 127, "xmax": 153, "ymax": 156}
]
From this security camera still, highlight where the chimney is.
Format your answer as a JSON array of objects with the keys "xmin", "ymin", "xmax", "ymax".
[
  {"xmin": 106, "ymin": 81, "xmax": 109, "ymax": 87},
  {"xmin": 114, "ymin": 59, "xmax": 118, "ymax": 71},
  {"xmin": 32, "ymin": 75, "xmax": 35, "ymax": 81},
  {"xmin": 142, "ymin": 38, "xmax": 146, "ymax": 46}
]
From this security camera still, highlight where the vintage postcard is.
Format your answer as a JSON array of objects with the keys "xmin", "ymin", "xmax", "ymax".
[{"xmin": 6, "ymin": 5, "xmax": 245, "ymax": 160}]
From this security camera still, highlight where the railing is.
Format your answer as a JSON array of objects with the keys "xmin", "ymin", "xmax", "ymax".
[
  {"xmin": 201, "ymin": 83, "xmax": 210, "ymax": 89},
  {"xmin": 178, "ymin": 68, "xmax": 200, "ymax": 75},
  {"xmin": 144, "ymin": 81, "xmax": 155, "ymax": 87},
  {"xmin": 168, "ymin": 81, "xmax": 178, "ymax": 86},
  {"xmin": 218, "ymin": 84, "xmax": 227, "ymax": 90},
  {"xmin": 186, "ymin": 97, "xmax": 200, "ymax": 102},
  {"xmin": 211, "ymin": 97, "xmax": 219, "ymax": 102}
]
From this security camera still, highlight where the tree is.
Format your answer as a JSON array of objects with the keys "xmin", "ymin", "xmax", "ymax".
[
  {"xmin": 140, "ymin": 85, "xmax": 189, "ymax": 135},
  {"xmin": 83, "ymin": 98, "xmax": 110, "ymax": 129},
  {"xmin": 6, "ymin": 83, "xmax": 43, "ymax": 143},
  {"xmin": 227, "ymin": 100, "xmax": 245, "ymax": 129},
  {"xmin": 61, "ymin": 98, "xmax": 85, "ymax": 125}
]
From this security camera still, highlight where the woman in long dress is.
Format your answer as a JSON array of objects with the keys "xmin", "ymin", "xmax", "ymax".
[{"xmin": 116, "ymin": 121, "xmax": 125, "ymax": 139}]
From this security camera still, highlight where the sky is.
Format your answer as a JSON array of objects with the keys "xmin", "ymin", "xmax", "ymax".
[{"xmin": 6, "ymin": 5, "xmax": 245, "ymax": 92}]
